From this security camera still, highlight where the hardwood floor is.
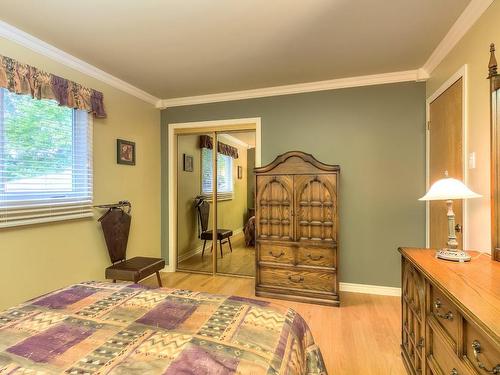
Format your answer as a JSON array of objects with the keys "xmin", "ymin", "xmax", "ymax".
[
  {"xmin": 177, "ymin": 233, "xmax": 255, "ymax": 276},
  {"xmin": 142, "ymin": 272, "xmax": 405, "ymax": 375}
]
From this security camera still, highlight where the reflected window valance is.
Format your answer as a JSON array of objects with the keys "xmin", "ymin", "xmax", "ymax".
[
  {"xmin": 199, "ymin": 135, "xmax": 239, "ymax": 159},
  {"xmin": 0, "ymin": 54, "xmax": 106, "ymax": 118}
]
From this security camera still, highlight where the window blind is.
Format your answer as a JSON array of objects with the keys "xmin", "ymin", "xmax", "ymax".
[
  {"xmin": 0, "ymin": 88, "xmax": 93, "ymax": 228},
  {"xmin": 201, "ymin": 148, "xmax": 233, "ymax": 199}
]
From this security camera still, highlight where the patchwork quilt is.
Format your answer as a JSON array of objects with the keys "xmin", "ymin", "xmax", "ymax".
[{"xmin": 0, "ymin": 281, "xmax": 327, "ymax": 374}]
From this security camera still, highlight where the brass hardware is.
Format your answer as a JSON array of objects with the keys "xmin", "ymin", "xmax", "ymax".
[
  {"xmin": 471, "ymin": 340, "xmax": 500, "ymax": 373},
  {"xmin": 455, "ymin": 224, "xmax": 462, "ymax": 233},
  {"xmin": 307, "ymin": 254, "xmax": 324, "ymax": 261},
  {"xmin": 269, "ymin": 250, "xmax": 285, "ymax": 258},
  {"xmin": 417, "ymin": 338, "xmax": 424, "ymax": 349},
  {"xmin": 288, "ymin": 275, "xmax": 304, "ymax": 283},
  {"xmin": 434, "ymin": 299, "xmax": 454, "ymax": 321},
  {"xmin": 450, "ymin": 369, "xmax": 458, "ymax": 375}
]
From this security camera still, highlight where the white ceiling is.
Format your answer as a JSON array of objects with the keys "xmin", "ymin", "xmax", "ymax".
[{"xmin": 0, "ymin": 0, "xmax": 470, "ymax": 100}]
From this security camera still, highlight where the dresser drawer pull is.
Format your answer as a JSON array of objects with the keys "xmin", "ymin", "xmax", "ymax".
[
  {"xmin": 288, "ymin": 275, "xmax": 304, "ymax": 283},
  {"xmin": 269, "ymin": 251, "xmax": 285, "ymax": 258},
  {"xmin": 434, "ymin": 299, "xmax": 454, "ymax": 321},
  {"xmin": 471, "ymin": 340, "xmax": 500, "ymax": 374},
  {"xmin": 450, "ymin": 369, "xmax": 459, "ymax": 375},
  {"xmin": 307, "ymin": 254, "xmax": 324, "ymax": 261}
]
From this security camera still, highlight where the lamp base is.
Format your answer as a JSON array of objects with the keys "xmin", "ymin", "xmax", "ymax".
[{"xmin": 436, "ymin": 249, "xmax": 471, "ymax": 262}]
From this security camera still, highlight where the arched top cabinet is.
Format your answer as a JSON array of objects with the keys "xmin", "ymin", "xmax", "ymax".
[{"xmin": 254, "ymin": 151, "xmax": 340, "ymax": 306}]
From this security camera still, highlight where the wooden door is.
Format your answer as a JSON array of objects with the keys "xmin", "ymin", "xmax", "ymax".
[
  {"xmin": 256, "ymin": 175, "xmax": 294, "ymax": 241},
  {"xmin": 429, "ymin": 78, "xmax": 463, "ymax": 249},
  {"xmin": 294, "ymin": 175, "xmax": 337, "ymax": 243}
]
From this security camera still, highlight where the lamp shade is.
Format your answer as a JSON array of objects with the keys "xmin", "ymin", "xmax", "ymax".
[{"xmin": 419, "ymin": 177, "xmax": 481, "ymax": 201}]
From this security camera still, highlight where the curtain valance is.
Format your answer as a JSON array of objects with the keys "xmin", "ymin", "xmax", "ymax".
[
  {"xmin": 0, "ymin": 54, "xmax": 106, "ymax": 118},
  {"xmin": 199, "ymin": 135, "xmax": 239, "ymax": 159}
]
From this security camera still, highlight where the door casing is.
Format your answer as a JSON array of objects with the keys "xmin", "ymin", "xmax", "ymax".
[{"xmin": 167, "ymin": 118, "xmax": 262, "ymax": 272}]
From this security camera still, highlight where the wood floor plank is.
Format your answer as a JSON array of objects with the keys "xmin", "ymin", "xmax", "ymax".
[{"xmin": 142, "ymin": 272, "xmax": 405, "ymax": 374}]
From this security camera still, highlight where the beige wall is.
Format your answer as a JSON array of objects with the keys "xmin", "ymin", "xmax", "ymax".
[
  {"xmin": 0, "ymin": 37, "xmax": 161, "ymax": 310},
  {"xmin": 176, "ymin": 133, "xmax": 248, "ymax": 258},
  {"xmin": 426, "ymin": 1, "xmax": 500, "ymax": 252}
]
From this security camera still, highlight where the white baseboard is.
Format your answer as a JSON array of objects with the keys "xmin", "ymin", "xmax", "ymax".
[{"xmin": 339, "ymin": 282, "xmax": 401, "ymax": 296}]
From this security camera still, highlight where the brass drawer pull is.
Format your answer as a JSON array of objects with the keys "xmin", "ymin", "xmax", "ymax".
[
  {"xmin": 471, "ymin": 340, "xmax": 500, "ymax": 374},
  {"xmin": 288, "ymin": 275, "xmax": 304, "ymax": 283},
  {"xmin": 434, "ymin": 299, "xmax": 454, "ymax": 321},
  {"xmin": 307, "ymin": 254, "xmax": 324, "ymax": 261},
  {"xmin": 450, "ymin": 369, "xmax": 459, "ymax": 375},
  {"xmin": 417, "ymin": 338, "xmax": 424, "ymax": 349},
  {"xmin": 269, "ymin": 251, "xmax": 285, "ymax": 258}
]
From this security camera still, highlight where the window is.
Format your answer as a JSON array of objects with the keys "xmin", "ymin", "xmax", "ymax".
[
  {"xmin": 0, "ymin": 88, "xmax": 93, "ymax": 227},
  {"xmin": 201, "ymin": 148, "xmax": 233, "ymax": 199}
]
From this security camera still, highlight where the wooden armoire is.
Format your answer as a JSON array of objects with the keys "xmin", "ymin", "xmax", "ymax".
[{"xmin": 254, "ymin": 151, "xmax": 340, "ymax": 306}]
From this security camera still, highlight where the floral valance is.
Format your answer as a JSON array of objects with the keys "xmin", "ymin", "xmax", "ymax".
[
  {"xmin": 199, "ymin": 135, "xmax": 239, "ymax": 159},
  {"xmin": 0, "ymin": 54, "xmax": 106, "ymax": 118}
]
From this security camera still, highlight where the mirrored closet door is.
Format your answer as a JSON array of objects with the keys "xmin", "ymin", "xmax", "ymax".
[{"xmin": 175, "ymin": 129, "xmax": 256, "ymax": 277}]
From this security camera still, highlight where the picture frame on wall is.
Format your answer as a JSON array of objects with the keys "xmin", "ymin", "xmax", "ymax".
[
  {"xmin": 237, "ymin": 165, "xmax": 243, "ymax": 179},
  {"xmin": 183, "ymin": 154, "xmax": 194, "ymax": 172},
  {"xmin": 117, "ymin": 139, "xmax": 136, "ymax": 165}
]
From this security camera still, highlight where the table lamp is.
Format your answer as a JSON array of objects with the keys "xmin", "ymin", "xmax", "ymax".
[{"xmin": 419, "ymin": 172, "xmax": 481, "ymax": 262}]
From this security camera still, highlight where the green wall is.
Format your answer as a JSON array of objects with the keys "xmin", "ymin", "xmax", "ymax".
[{"xmin": 161, "ymin": 82, "xmax": 426, "ymax": 287}]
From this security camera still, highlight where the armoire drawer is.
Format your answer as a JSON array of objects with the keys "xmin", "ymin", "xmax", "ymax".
[
  {"xmin": 259, "ymin": 266, "xmax": 336, "ymax": 293},
  {"xmin": 430, "ymin": 284, "xmax": 459, "ymax": 347},
  {"xmin": 258, "ymin": 243, "xmax": 295, "ymax": 265},
  {"xmin": 463, "ymin": 319, "xmax": 500, "ymax": 374},
  {"xmin": 297, "ymin": 246, "xmax": 336, "ymax": 268}
]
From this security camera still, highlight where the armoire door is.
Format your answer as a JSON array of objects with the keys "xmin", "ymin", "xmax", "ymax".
[
  {"xmin": 294, "ymin": 175, "xmax": 337, "ymax": 243},
  {"xmin": 256, "ymin": 175, "xmax": 294, "ymax": 241}
]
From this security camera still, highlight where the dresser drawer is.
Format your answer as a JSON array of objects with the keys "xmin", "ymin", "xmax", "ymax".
[
  {"xmin": 463, "ymin": 319, "xmax": 500, "ymax": 374},
  {"xmin": 259, "ymin": 266, "xmax": 336, "ymax": 293},
  {"xmin": 430, "ymin": 284, "xmax": 459, "ymax": 347},
  {"xmin": 258, "ymin": 243, "xmax": 295, "ymax": 265},
  {"xmin": 428, "ymin": 326, "xmax": 469, "ymax": 375},
  {"xmin": 297, "ymin": 246, "xmax": 336, "ymax": 268}
]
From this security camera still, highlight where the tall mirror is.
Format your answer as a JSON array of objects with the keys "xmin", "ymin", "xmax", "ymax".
[{"xmin": 488, "ymin": 43, "xmax": 500, "ymax": 261}]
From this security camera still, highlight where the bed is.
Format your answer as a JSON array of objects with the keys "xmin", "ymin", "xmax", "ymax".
[{"xmin": 0, "ymin": 281, "xmax": 327, "ymax": 374}]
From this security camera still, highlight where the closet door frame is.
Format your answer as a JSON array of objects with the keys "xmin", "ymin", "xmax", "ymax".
[{"xmin": 168, "ymin": 118, "xmax": 262, "ymax": 274}]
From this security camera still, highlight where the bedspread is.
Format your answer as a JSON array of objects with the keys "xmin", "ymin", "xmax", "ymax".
[{"xmin": 0, "ymin": 281, "xmax": 327, "ymax": 374}]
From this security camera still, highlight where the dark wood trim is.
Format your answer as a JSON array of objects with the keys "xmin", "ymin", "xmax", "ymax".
[{"xmin": 254, "ymin": 150, "xmax": 340, "ymax": 174}]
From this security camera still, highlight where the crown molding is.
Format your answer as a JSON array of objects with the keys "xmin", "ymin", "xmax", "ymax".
[
  {"xmin": 0, "ymin": 20, "xmax": 160, "ymax": 105},
  {"xmin": 422, "ymin": 0, "xmax": 493, "ymax": 75},
  {"xmin": 157, "ymin": 69, "xmax": 428, "ymax": 109}
]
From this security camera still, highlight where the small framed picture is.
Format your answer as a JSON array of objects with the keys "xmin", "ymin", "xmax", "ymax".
[
  {"xmin": 237, "ymin": 166, "xmax": 243, "ymax": 179},
  {"xmin": 183, "ymin": 154, "xmax": 193, "ymax": 172},
  {"xmin": 117, "ymin": 139, "xmax": 136, "ymax": 165}
]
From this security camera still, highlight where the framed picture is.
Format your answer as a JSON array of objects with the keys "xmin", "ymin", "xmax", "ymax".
[
  {"xmin": 183, "ymin": 154, "xmax": 193, "ymax": 172},
  {"xmin": 117, "ymin": 139, "xmax": 136, "ymax": 165},
  {"xmin": 237, "ymin": 165, "xmax": 243, "ymax": 179}
]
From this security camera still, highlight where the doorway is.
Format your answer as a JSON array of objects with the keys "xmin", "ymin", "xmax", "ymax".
[
  {"xmin": 426, "ymin": 68, "xmax": 467, "ymax": 249},
  {"xmin": 168, "ymin": 118, "xmax": 261, "ymax": 277}
]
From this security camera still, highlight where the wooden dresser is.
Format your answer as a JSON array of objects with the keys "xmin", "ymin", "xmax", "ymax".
[
  {"xmin": 254, "ymin": 151, "xmax": 339, "ymax": 306},
  {"xmin": 399, "ymin": 247, "xmax": 500, "ymax": 375}
]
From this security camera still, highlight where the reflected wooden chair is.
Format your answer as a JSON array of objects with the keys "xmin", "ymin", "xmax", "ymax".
[{"xmin": 196, "ymin": 199, "xmax": 233, "ymax": 258}]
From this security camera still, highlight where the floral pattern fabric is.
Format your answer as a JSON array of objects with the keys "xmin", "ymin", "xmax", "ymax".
[{"xmin": 0, "ymin": 54, "xmax": 106, "ymax": 118}]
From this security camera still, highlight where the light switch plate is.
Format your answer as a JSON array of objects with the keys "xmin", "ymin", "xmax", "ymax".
[{"xmin": 468, "ymin": 152, "xmax": 476, "ymax": 169}]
